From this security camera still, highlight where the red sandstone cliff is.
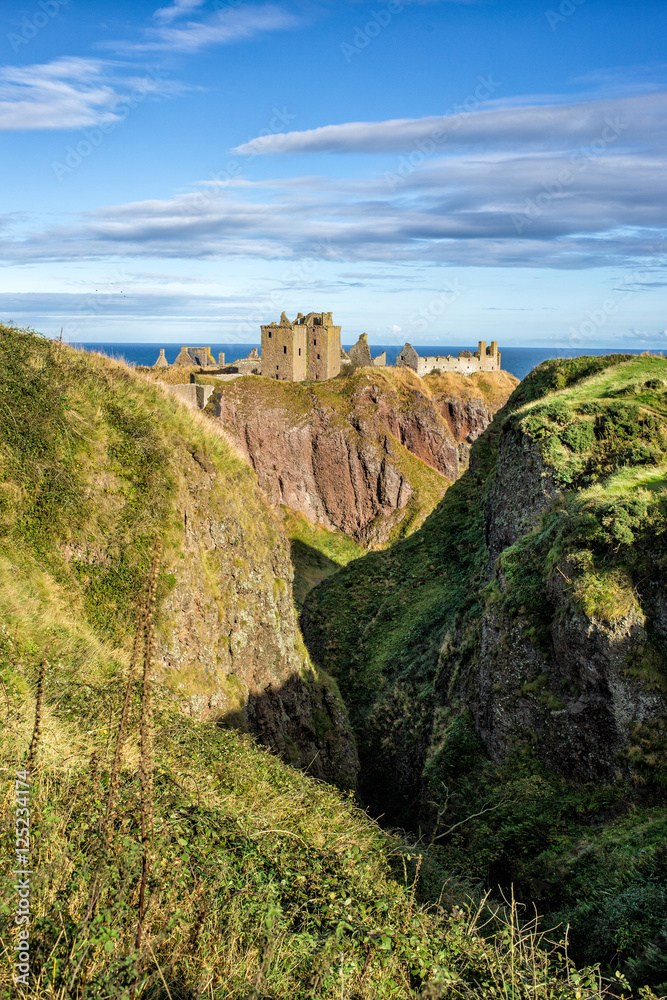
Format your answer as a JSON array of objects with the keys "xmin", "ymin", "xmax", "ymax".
[{"xmin": 207, "ymin": 367, "xmax": 517, "ymax": 543}]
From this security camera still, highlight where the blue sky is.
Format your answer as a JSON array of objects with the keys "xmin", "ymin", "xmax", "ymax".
[{"xmin": 1, "ymin": 0, "xmax": 666, "ymax": 347}]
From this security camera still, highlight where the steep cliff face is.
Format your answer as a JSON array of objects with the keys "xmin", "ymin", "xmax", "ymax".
[
  {"xmin": 154, "ymin": 443, "xmax": 357, "ymax": 787},
  {"xmin": 207, "ymin": 367, "xmax": 517, "ymax": 544},
  {"xmin": 0, "ymin": 327, "xmax": 357, "ymax": 788},
  {"xmin": 483, "ymin": 428, "xmax": 559, "ymax": 565},
  {"xmin": 302, "ymin": 354, "xmax": 667, "ymax": 810}
]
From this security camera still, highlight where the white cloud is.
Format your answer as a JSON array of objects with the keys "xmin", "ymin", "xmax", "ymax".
[
  {"xmin": 0, "ymin": 58, "xmax": 119, "ymax": 131},
  {"xmin": 0, "ymin": 57, "xmax": 185, "ymax": 131},
  {"xmin": 234, "ymin": 91, "xmax": 667, "ymax": 155},
  {"xmin": 3, "ymin": 85, "xmax": 667, "ymax": 272},
  {"xmin": 110, "ymin": 3, "xmax": 301, "ymax": 54},
  {"xmin": 153, "ymin": 0, "xmax": 207, "ymax": 23},
  {"xmin": 4, "ymin": 155, "xmax": 667, "ymax": 271}
]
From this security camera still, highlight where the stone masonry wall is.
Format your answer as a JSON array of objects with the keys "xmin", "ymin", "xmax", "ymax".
[{"xmin": 398, "ymin": 340, "xmax": 501, "ymax": 377}]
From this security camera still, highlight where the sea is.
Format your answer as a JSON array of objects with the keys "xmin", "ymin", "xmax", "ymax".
[{"xmin": 71, "ymin": 343, "xmax": 658, "ymax": 383}]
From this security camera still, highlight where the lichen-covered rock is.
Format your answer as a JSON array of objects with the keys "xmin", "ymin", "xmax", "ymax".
[{"xmin": 484, "ymin": 426, "xmax": 559, "ymax": 566}]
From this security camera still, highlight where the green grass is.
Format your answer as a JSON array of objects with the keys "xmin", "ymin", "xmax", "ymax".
[
  {"xmin": 301, "ymin": 354, "xmax": 667, "ymax": 991},
  {"xmin": 0, "ymin": 326, "xmax": 632, "ymax": 999},
  {"xmin": 282, "ymin": 507, "xmax": 367, "ymax": 608}
]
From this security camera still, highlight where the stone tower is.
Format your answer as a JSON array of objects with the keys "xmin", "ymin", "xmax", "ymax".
[
  {"xmin": 474, "ymin": 340, "xmax": 501, "ymax": 371},
  {"xmin": 261, "ymin": 311, "xmax": 341, "ymax": 381}
]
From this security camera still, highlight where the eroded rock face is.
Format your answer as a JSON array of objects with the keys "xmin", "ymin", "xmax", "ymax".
[
  {"xmin": 208, "ymin": 370, "xmax": 517, "ymax": 543},
  {"xmin": 154, "ymin": 441, "xmax": 358, "ymax": 789},
  {"xmin": 472, "ymin": 596, "xmax": 661, "ymax": 783},
  {"xmin": 484, "ymin": 427, "xmax": 559, "ymax": 567}
]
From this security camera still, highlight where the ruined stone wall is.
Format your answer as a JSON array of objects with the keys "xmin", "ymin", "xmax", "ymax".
[
  {"xmin": 475, "ymin": 340, "xmax": 501, "ymax": 372},
  {"xmin": 348, "ymin": 334, "xmax": 372, "ymax": 369},
  {"xmin": 160, "ymin": 382, "xmax": 214, "ymax": 409},
  {"xmin": 261, "ymin": 312, "xmax": 341, "ymax": 381},
  {"xmin": 173, "ymin": 346, "xmax": 217, "ymax": 367},
  {"xmin": 416, "ymin": 355, "xmax": 481, "ymax": 377},
  {"xmin": 398, "ymin": 341, "xmax": 501, "ymax": 377}
]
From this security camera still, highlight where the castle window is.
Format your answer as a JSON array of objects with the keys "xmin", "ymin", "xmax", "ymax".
[
  {"xmin": 313, "ymin": 339, "xmax": 316, "ymax": 346},
  {"xmin": 268, "ymin": 331, "xmax": 272, "ymax": 338},
  {"xmin": 298, "ymin": 348, "xmax": 301, "ymax": 356},
  {"xmin": 283, "ymin": 345, "xmax": 287, "ymax": 354},
  {"xmin": 317, "ymin": 354, "xmax": 320, "ymax": 360},
  {"xmin": 276, "ymin": 365, "xmax": 279, "ymax": 370}
]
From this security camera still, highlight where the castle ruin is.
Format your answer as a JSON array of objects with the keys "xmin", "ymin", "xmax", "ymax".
[
  {"xmin": 346, "ymin": 333, "xmax": 386, "ymax": 370},
  {"xmin": 150, "ymin": 326, "xmax": 501, "ymax": 386},
  {"xmin": 397, "ymin": 340, "xmax": 501, "ymax": 377},
  {"xmin": 261, "ymin": 312, "xmax": 341, "ymax": 381}
]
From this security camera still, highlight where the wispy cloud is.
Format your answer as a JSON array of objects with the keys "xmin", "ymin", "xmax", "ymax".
[
  {"xmin": 0, "ymin": 57, "xmax": 185, "ymax": 131},
  {"xmin": 108, "ymin": 3, "xmax": 302, "ymax": 54},
  {"xmin": 3, "ymin": 86, "xmax": 667, "ymax": 271},
  {"xmin": 0, "ymin": 290, "xmax": 235, "ymax": 318},
  {"xmin": 153, "ymin": 0, "xmax": 207, "ymax": 23},
  {"xmin": 234, "ymin": 91, "xmax": 667, "ymax": 155},
  {"xmin": 4, "ymin": 152, "xmax": 667, "ymax": 271},
  {"xmin": 0, "ymin": 58, "xmax": 118, "ymax": 131}
]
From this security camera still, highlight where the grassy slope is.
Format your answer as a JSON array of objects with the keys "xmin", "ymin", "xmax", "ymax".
[
  {"xmin": 302, "ymin": 355, "xmax": 667, "ymax": 990},
  {"xmin": 282, "ymin": 507, "xmax": 367, "ymax": 609},
  {"xmin": 0, "ymin": 327, "xmax": 617, "ymax": 1000}
]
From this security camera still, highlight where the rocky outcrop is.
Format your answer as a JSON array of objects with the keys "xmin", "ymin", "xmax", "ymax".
[
  {"xmin": 207, "ymin": 368, "xmax": 517, "ymax": 543},
  {"xmin": 472, "ymin": 583, "xmax": 663, "ymax": 783}
]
